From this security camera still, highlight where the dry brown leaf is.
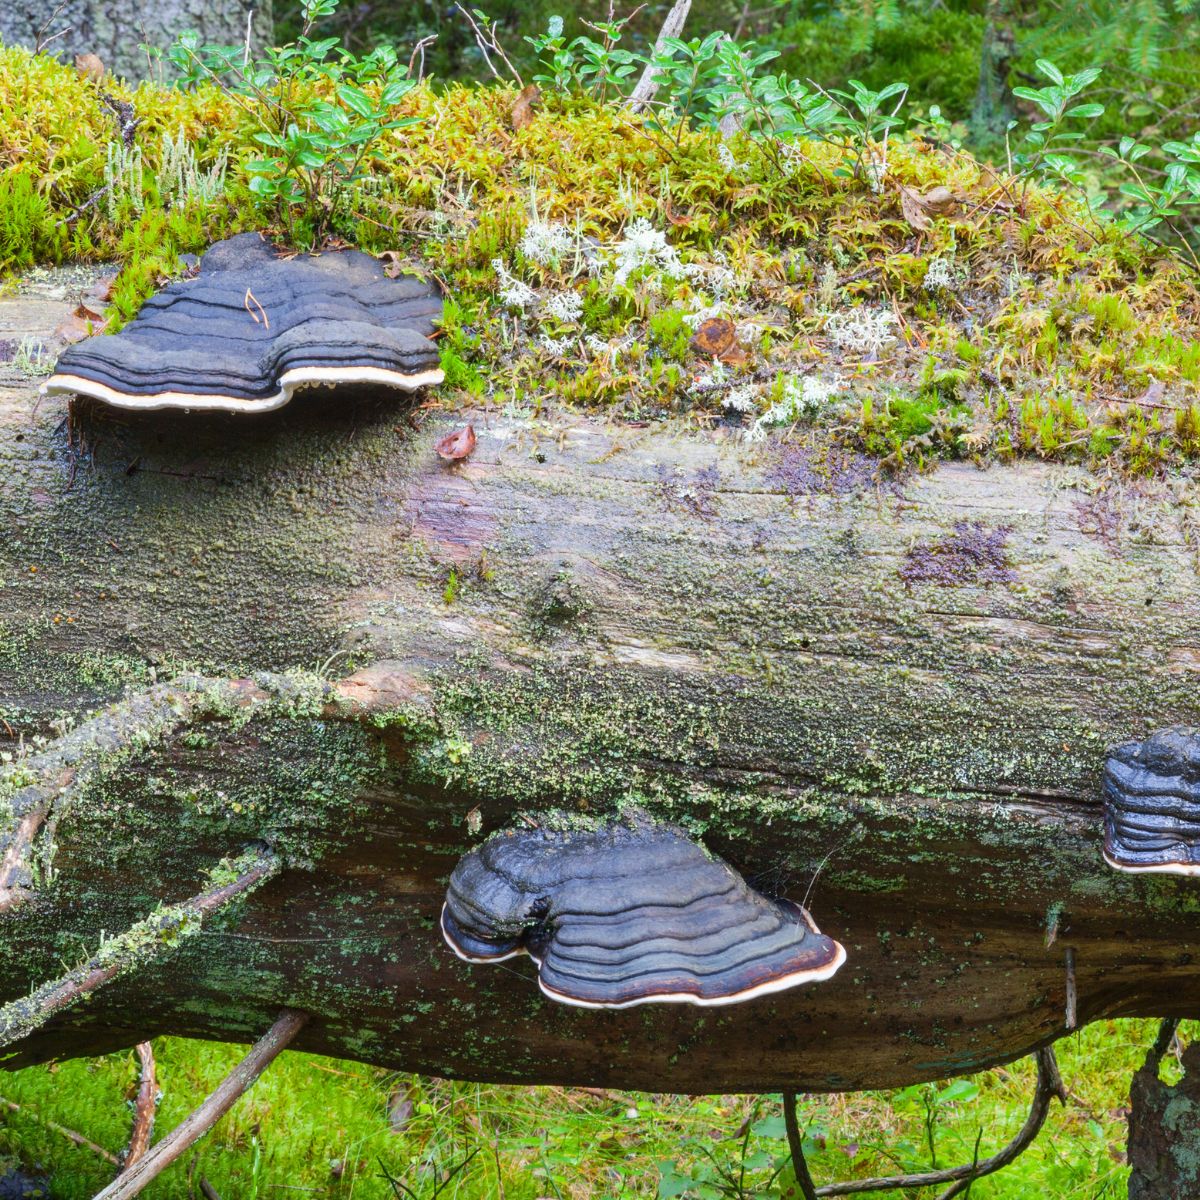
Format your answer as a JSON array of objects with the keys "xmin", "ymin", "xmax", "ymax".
[
  {"xmin": 922, "ymin": 185, "xmax": 957, "ymax": 216},
  {"xmin": 511, "ymin": 84, "xmax": 541, "ymax": 131},
  {"xmin": 376, "ymin": 250, "xmax": 410, "ymax": 280},
  {"xmin": 74, "ymin": 53, "xmax": 105, "ymax": 83},
  {"xmin": 435, "ymin": 425, "xmax": 477, "ymax": 461},
  {"xmin": 899, "ymin": 186, "xmax": 933, "ymax": 232},
  {"xmin": 899, "ymin": 184, "xmax": 959, "ymax": 232},
  {"xmin": 665, "ymin": 197, "xmax": 692, "ymax": 227},
  {"xmin": 55, "ymin": 304, "xmax": 107, "ymax": 344},
  {"xmin": 690, "ymin": 317, "xmax": 735, "ymax": 358}
]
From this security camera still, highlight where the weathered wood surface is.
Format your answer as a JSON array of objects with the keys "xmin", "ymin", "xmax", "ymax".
[{"xmin": 3, "ymin": 279, "xmax": 1200, "ymax": 1093}]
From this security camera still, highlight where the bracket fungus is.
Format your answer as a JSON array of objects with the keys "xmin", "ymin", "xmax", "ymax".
[
  {"xmin": 42, "ymin": 233, "xmax": 443, "ymax": 413},
  {"xmin": 1104, "ymin": 728, "xmax": 1200, "ymax": 875},
  {"xmin": 441, "ymin": 815, "xmax": 846, "ymax": 1008}
]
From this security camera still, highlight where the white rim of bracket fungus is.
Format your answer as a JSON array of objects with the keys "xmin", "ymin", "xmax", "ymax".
[
  {"xmin": 441, "ymin": 901, "xmax": 848, "ymax": 1008},
  {"xmin": 440, "ymin": 903, "xmax": 530, "ymax": 965},
  {"xmin": 41, "ymin": 365, "xmax": 445, "ymax": 414},
  {"xmin": 536, "ymin": 940, "xmax": 848, "ymax": 1010},
  {"xmin": 1102, "ymin": 848, "xmax": 1200, "ymax": 876}
]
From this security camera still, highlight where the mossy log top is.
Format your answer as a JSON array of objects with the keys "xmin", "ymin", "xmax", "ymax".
[{"xmin": 2, "ymin": 286, "xmax": 1200, "ymax": 1092}]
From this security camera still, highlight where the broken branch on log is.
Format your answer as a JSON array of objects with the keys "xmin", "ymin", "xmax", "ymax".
[
  {"xmin": 0, "ymin": 846, "xmax": 280, "ymax": 1052},
  {"xmin": 0, "ymin": 665, "xmax": 426, "ymax": 914},
  {"xmin": 92, "ymin": 1009, "xmax": 309, "ymax": 1200}
]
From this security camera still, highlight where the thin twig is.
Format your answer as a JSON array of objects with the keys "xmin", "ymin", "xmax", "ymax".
[
  {"xmin": 123, "ymin": 1041, "xmax": 159, "ymax": 1171},
  {"xmin": 0, "ymin": 1096, "xmax": 119, "ymax": 1164},
  {"xmin": 452, "ymin": 5, "xmax": 522, "ymax": 86},
  {"xmin": 809, "ymin": 1047, "xmax": 1066, "ymax": 1196},
  {"xmin": 1064, "ymin": 946, "xmax": 1077, "ymax": 1031},
  {"xmin": 33, "ymin": 2, "xmax": 71, "ymax": 54},
  {"xmin": 93, "ymin": 1010, "xmax": 309, "ymax": 1200}
]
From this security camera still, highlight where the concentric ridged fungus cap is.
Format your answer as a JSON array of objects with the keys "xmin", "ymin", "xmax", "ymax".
[
  {"xmin": 1104, "ymin": 727, "xmax": 1200, "ymax": 876},
  {"xmin": 441, "ymin": 816, "xmax": 846, "ymax": 1008},
  {"xmin": 41, "ymin": 233, "xmax": 443, "ymax": 413}
]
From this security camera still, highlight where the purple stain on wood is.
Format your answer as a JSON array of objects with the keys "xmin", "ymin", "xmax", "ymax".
[
  {"xmin": 768, "ymin": 446, "xmax": 877, "ymax": 499},
  {"xmin": 901, "ymin": 520, "xmax": 1015, "ymax": 586}
]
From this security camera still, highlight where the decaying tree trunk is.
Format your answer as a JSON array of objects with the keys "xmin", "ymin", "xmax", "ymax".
[
  {"xmin": 0, "ymin": 0, "xmax": 273, "ymax": 83},
  {"xmin": 3, "ymin": 279, "xmax": 1200, "ymax": 1094}
]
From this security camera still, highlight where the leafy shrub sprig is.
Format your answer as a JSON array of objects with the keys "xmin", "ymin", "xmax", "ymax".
[{"xmin": 166, "ymin": 0, "xmax": 420, "ymax": 241}]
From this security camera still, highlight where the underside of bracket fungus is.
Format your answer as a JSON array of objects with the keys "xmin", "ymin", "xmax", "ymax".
[
  {"xmin": 441, "ymin": 814, "xmax": 846, "ymax": 1008},
  {"xmin": 42, "ymin": 233, "xmax": 443, "ymax": 413},
  {"xmin": 1104, "ymin": 728, "xmax": 1200, "ymax": 875}
]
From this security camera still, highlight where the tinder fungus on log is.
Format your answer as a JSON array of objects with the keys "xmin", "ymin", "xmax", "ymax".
[
  {"xmin": 42, "ymin": 233, "xmax": 444, "ymax": 413},
  {"xmin": 441, "ymin": 813, "xmax": 846, "ymax": 1008},
  {"xmin": 1103, "ymin": 728, "xmax": 1200, "ymax": 875}
]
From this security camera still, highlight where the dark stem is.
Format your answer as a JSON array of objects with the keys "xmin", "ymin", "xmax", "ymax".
[
  {"xmin": 812, "ymin": 1046, "xmax": 1066, "ymax": 1196},
  {"xmin": 0, "ymin": 1096, "xmax": 119, "ymax": 1165},
  {"xmin": 782, "ymin": 1089, "xmax": 820, "ymax": 1200}
]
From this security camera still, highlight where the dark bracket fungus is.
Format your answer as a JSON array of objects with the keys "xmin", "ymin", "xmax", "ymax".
[
  {"xmin": 42, "ymin": 233, "xmax": 443, "ymax": 413},
  {"xmin": 441, "ymin": 815, "xmax": 846, "ymax": 1008},
  {"xmin": 1104, "ymin": 727, "xmax": 1200, "ymax": 875}
]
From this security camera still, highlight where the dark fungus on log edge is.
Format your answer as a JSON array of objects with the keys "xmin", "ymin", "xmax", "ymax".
[
  {"xmin": 41, "ymin": 233, "xmax": 443, "ymax": 413},
  {"xmin": 1104, "ymin": 728, "xmax": 1200, "ymax": 875},
  {"xmin": 441, "ymin": 814, "xmax": 846, "ymax": 1008}
]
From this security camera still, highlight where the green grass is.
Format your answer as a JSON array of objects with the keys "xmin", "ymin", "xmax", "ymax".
[{"xmin": 0, "ymin": 1018, "xmax": 1182, "ymax": 1198}]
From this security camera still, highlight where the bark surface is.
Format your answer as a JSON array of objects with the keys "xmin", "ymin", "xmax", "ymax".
[
  {"xmin": 0, "ymin": 0, "xmax": 273, "ymax": 83},
  {"xmin": 2, "ymin": 276, "xmax": 1200, "ymax": 1093}
]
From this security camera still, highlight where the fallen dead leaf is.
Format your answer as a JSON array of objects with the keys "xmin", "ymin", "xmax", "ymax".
[
  {"xmin": 83, "ymin": 275, "xmax": 117, "ymax": 305},
  {"xmin": 899, "ymin": 184, "xmax": 959, "ymax": 232},
  {"xmin": 74, "ymin": 53, "xmax": 105, "ymax": 83},
  {"xmin": 690, "ymin": 317, "xmax": 735, "ymax": 358},
  {"xmin": 665, "ymin": 197, "xmax": 692, "ymax": 227},
  {"xmin": 511, "ymin": 84, "xmax": 541, "ymax": 130},
  {"xmin": 435, "ymin": 425, "xmax": 476, "ymax": 461},
  {"xmin": 54, "ymin": 304, "xmax": 107, "ymax": 344},
  {"xmin": 376, "ymin": 250, "xmax": 412, "ymax": 280}
]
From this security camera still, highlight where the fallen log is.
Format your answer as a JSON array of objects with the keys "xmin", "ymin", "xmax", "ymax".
[{"xmin": 2, "ymin": 284, "xmax": 1200, "ymax": 1094}]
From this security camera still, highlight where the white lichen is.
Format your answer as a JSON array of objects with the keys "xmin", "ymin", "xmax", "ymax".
[
  {"xmin": 826, "ymin": 305, "xmax": 898, "ymax": 355},
  {"xmin": 492, "ymin": 258, "xmax": 537, "ymax": 310},
  {"xmin": 611, "ymin": 218, "xmax": 689, "ymax": 286},
  {"xmin": 157, "ymin": 130, "xmax": 228, "ymax": 210},
  {"xmin": 104, "ymin": 140, "xmax": 144, "ymax": 219},
  {"xmin": 519, "ymin": 218, "xmax": 574, "ymax": 267},
  {"xmin": 923, "ymin": 255, "xmax": 956, "ymax": 293},
  {"xmin": 541, "ymin": 290, "xmax": 584, "ymax": 323},
  {"xmin": 722, "ymin": 383, "xmax": 759, "ymax": 413},
  {"xmin": 745, "ymin": 374, "xmax": 844, "ymax": 443}
]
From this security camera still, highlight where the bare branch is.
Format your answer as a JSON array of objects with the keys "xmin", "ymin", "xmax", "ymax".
[
  {"xmin": 779, "ymin": 1045, "xmax": 1067, "ymax": 1196},
  {"xmin": 627, "ymin": 0, "xmax": 691, "ymax": 113},
  {"xmin": 122, "ymin": 1042, "xmax": 159, "ymax": 1171},
  {"xmin": 0, "ymin": 665, "xmax": 427, "ymax": 914},
  {"xmin": 0, "ymin": 846, "xmax": 281, "ymax": 1051},
  {"xmin": 93, "ymin": 1009, "xmax": 309, "ymax": 1200}
]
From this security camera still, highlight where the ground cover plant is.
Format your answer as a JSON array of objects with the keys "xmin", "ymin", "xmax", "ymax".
[
  {"xmin": 4, "ymin": 6, "xmax": 1200, "ymax": 476},
  {"xmin": 0, "ymin": 1019, "xmax": 1173, "ymax": 1197}
]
